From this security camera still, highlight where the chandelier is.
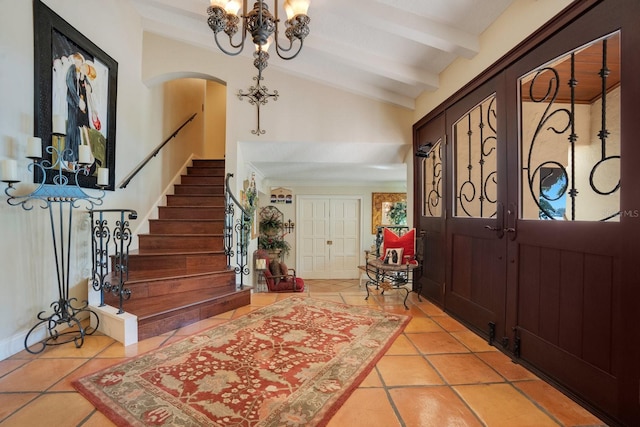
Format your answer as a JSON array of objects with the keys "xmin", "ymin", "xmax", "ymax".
[{"xmin": 207, "ymin": 0, "xmax": 311, "ymax": 78}]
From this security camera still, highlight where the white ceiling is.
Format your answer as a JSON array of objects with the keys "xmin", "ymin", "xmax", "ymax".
[{"xmin": 130, "ymin": 0, "xmax": 516, "ymax": 184}]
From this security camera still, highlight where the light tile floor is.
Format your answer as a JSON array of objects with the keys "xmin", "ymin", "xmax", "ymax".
[{"xmin": 0, "ymin": 279, "xmax": 607, "ymax": 426}]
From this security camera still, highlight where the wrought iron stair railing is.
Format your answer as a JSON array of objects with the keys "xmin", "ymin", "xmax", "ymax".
[
  {"xmin": 88, "ymin": 208, "xmax": 138, "ymax": 314},
  {"xmin": 224, "ymin": 173, "xmax": 251, "ymax": 289}
]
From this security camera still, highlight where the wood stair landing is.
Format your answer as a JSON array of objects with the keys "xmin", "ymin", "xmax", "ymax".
[{"xmin": 105, "ymin": 159, "xmax": 250, "ymax": 341}]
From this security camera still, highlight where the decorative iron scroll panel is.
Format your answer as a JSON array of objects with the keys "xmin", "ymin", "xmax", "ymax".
[
  {"xmin": 453, "ymin": 94, "xmax": 498, "ymax": 218},
  {"xmin": 519, "ymin": 32, "xmax": 621, "ymax": 221},
  {"xmin": 422, "ymin": 138, "xmax": 443, "ymax": 217}
]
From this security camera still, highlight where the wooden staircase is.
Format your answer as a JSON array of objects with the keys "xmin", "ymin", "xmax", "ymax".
[{"xmin": 104, "ymin": 159, "xmax": 251, "ymax": 341}]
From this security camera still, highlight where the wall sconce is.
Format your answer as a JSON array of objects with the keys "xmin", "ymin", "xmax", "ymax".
[
  {"xmin": 284, "ymin": 218, "xmax": 295, "ymax": 233},
  {"xmin": 415, "ymin": 142, "xmax": 435, "ymax": 158}
]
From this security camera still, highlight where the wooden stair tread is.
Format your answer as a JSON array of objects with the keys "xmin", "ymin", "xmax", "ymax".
[{"xmin": 123, "ymin": 287, "xmax": 243, "ymax": 320}]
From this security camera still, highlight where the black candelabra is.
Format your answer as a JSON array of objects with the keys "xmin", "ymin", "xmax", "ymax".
[{"xmin": 2, "ymin": 132, "xmax": 106, "ymax": 354}]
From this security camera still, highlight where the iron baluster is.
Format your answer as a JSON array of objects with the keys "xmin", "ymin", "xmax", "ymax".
[
  {"xmin": 224, "ymin": 173, "xmax": 251, "ymax": 289},
  {"xmin": 89, "ymin": 209, "xmax": 136, "ymax": 315}
]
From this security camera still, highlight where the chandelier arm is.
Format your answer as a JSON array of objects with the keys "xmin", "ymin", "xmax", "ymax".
[
  {"xmin": 275, "ymin": 39, "xmax": 304, "ymax": 60},
  {"xmin": 213, "ymin": 31, "xmax": 247, "ymax": 56}
]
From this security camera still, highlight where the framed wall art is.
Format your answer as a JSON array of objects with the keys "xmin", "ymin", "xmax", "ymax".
[
  {"xmin": 371, "ymin": 192, "xmax": 406, "ymax": 234},
  {"xmin": 33, "ymin": 0, "xmax": 118, "ymax": 190}
]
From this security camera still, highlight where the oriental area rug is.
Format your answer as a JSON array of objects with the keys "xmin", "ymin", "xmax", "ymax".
[{"xmin": 73, "ymin": 296, "xmax": 411, "ymax": 426}]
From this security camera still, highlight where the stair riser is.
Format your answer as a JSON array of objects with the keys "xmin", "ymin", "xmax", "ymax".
[
  {"xmin": 186, "ymin": 167, "xmax": 225, "ymax": 176},
  {"xmin": 191, "ymin": 159, "xmax": 225, "ymax": 168},
  {"xmin": 158, "ymin": 206, "xmax": 226, "ymax": 219},
  {"xmin": 123, "ymin": 253, "xmax": 228, "ymax": 274},
  {"xmin": 174, "ymin": 185, "xmax": 224, "ymax": 195},
  {"xmin": 166, "ymin": 195, "xmax": 225, "ymax": 207},
  {"xmin": 139, "ymin": 235, "xmax": 224, "ymax": 251},
  {"xmin": 180, "ymin": 175, "xmax": 225, "ymax": 186},
  {"xmin": 149, "ymin": 220, "xmax": 224, "ymax": 234},
  {"xmin": 136, "ymin": 290, "xmax": 251, "ymax": 341}
]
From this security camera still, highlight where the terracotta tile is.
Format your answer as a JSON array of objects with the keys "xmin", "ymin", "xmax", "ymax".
[
  {"xmin": 377, "ymin": 355, "xmax": 444, "ymax": 386},
  {"xmin": 390, "ymin": 386, "xmax": 484, "ymax": 427},
  {"xmin": 359, "ymin": 368, "xmax": 383, "ymax": 387},
  {"xmin": 97, "ymin": 335, "xmax": 168, "ymax": 358},
  {"xmin": 431, "ymin": 315, "xmax": 467, "ymax": 332},
  {"xmin": 414, "ymin": 300, "xmax": 445, "ymax": 316},
  {"xmin": 341, "ymin": 295, "xmax": 380, "ymax": 307},
  {"xmin": 0, "ymin": 392, "xmax": 39, "ymax": 421},
  {"xmin": 81, "ymin": 409, "xmax": 118, "ymax": 426},
  {"xmin": 0, "ymin": 358, "xmax": 86, "ymax": 392},
  {"xmin": 477, "ymin": 351, "xmax": 539, "ymax": 381},
  {"xmin": 405, "ymin": 317, "xmax": 445, "ymax": 333},
  {"xmin": 49, "ymin": 357, "xmax": 127, "ymax": 392},
  {"xmin": 385, "ymin": 334, "xmax": 419, "ymax": 355},
  {"xmin": 0, "ymin": 359, "xmax": 29, "ymax": 377},
  {"xmin": 38, "ymin": 335, "xmax": 117, "ymax": 358},
  {"xmin": 327, "ymin": 388, "xmax": 402, "ymax": 427},
  {"xmin": 515, "ymin": 380, "xmax": 605, "ymax": 426},
  {"xmin": 1, "ymin": 393, "xmax": 94, "ymax": 427},
  {"xmin": 451, "ymin": 330, "xmax": 497, "ymax": 352},
  {"xmin": 308, "ymin": 294, "xmax": 345, "ymax": 303},
  {"xmin": 456, "ymin": 383, "xmax": 559, "ymax": 426},
  {"xmin": 407, "ymin": 331, "xmax": 470, "ymax": 354},
  {"xmin": 427, "ymin": 354, "xmax": 503, "ymax": 385}
]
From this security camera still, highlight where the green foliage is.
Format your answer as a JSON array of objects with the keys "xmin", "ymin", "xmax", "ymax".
[
  {"xmin": 257, "ymin": 236, "xmax": 291, "ymax": 257},
  {"xmin": 388, "ymin": 201, "xmax": 407, "ymax": 225}
]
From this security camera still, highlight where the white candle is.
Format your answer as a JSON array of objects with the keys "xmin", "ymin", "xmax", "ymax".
[
  {"xmin": 97, "ymin": 167, "xmax": 109, "ymax": 186},
  {"xmin": 1, "ymin": 159, "xmax": 18, "ymax": 182},
  {"xmin": 52, "ymin": 115, "xmax": 66, "ymax": 135},
  {"xmin": 78, "ymin": 145, "xmax": 91, "ymax": 164},
  {"xmin": 26, "ymin": 137, "xmax": 42, "ymax": 158}
]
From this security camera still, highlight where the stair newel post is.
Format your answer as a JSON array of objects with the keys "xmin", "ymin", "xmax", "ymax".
[{"xmin": 89, "ymin": 210, "xmax": 110, "ymax": 307}]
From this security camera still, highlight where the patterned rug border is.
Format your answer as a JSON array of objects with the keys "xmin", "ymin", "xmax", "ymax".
[{"xmin": 73, "ymin": 296, "xmax": 411, "ymax": 426}]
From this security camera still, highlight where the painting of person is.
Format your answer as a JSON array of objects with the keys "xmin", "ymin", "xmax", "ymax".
[{"xmin": 51, "ymin": 31, "xmax": 109, "ymax": 175}]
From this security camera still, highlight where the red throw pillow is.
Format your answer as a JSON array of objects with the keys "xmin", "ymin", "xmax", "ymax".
[{"xmin": 381, "ymin": 228, "xmax": 415, "ymax": 264}]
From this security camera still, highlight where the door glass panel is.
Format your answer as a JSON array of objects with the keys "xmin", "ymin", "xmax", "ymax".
[
  {"xmin": 421, "ymin": 138, "xmax": 443, "ymax": 217},
  {"xmin": 519, "ymin": 32, "xmax": 621, "ymax": 221},
  {"xmin": 453, "ymin": 94, "xmax": 498, "ymax": 218}
]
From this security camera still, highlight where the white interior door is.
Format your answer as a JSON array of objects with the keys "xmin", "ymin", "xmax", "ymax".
[{"xmin": 298, "ymin": 196, "xmax": 361, "ymax": 279}]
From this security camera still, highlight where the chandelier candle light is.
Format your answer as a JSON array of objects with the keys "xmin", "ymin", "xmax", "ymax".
[{"xmin": 207, "ymin": 0, "xmax": 310, "ymax": 78}]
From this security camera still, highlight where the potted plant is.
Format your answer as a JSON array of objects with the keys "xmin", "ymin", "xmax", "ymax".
[
  {"xmin": 258, "ymin": 206, "xmax": 284, "ymax": 236},
  {"xmin": 257, "ymin": 235, "xmax": 291, "ymax": 259}
]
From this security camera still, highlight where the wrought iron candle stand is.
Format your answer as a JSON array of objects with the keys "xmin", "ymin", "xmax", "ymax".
[{"xmin": 2, "ymin": 138, "xmax": 106, "ymax": 354}]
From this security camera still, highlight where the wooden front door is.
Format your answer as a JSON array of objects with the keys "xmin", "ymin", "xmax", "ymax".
[
  {"xmin": 415, "ymin": 1, "xmax": 640, "ymax": 423},
  {"xmin": 444, "ymin": 75, "xmax": 509, "ymax": 343},
  {"xmin": 503, "ymin": 6, "xmax": 629, "ymax": 417}
]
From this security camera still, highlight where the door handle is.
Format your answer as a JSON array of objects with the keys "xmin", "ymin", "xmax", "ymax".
[
  {"xmin": 326, "ymin": 240, "xmax": 333, "ymax": 245},
  {"xmin": 506, "ymin": 203, "xmax": 517, "ymax": 240},
  {"xmin": 485, "ymin": 202, "xmax": 505, "ymax": 238}
]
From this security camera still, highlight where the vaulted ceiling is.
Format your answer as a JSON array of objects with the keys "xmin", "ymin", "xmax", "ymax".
[{"xmin": 131, "ymin": 0, "xmax": 517, "ymax": 184}]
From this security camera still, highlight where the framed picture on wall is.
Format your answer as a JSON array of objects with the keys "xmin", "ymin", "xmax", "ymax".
[
  {"xmin": 33, "ymin": 0, "xmax": 118, "ymax": 190},
  {"xmin": 371, "ymin": 192, "xmax": 406, "ymax": 234}
]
